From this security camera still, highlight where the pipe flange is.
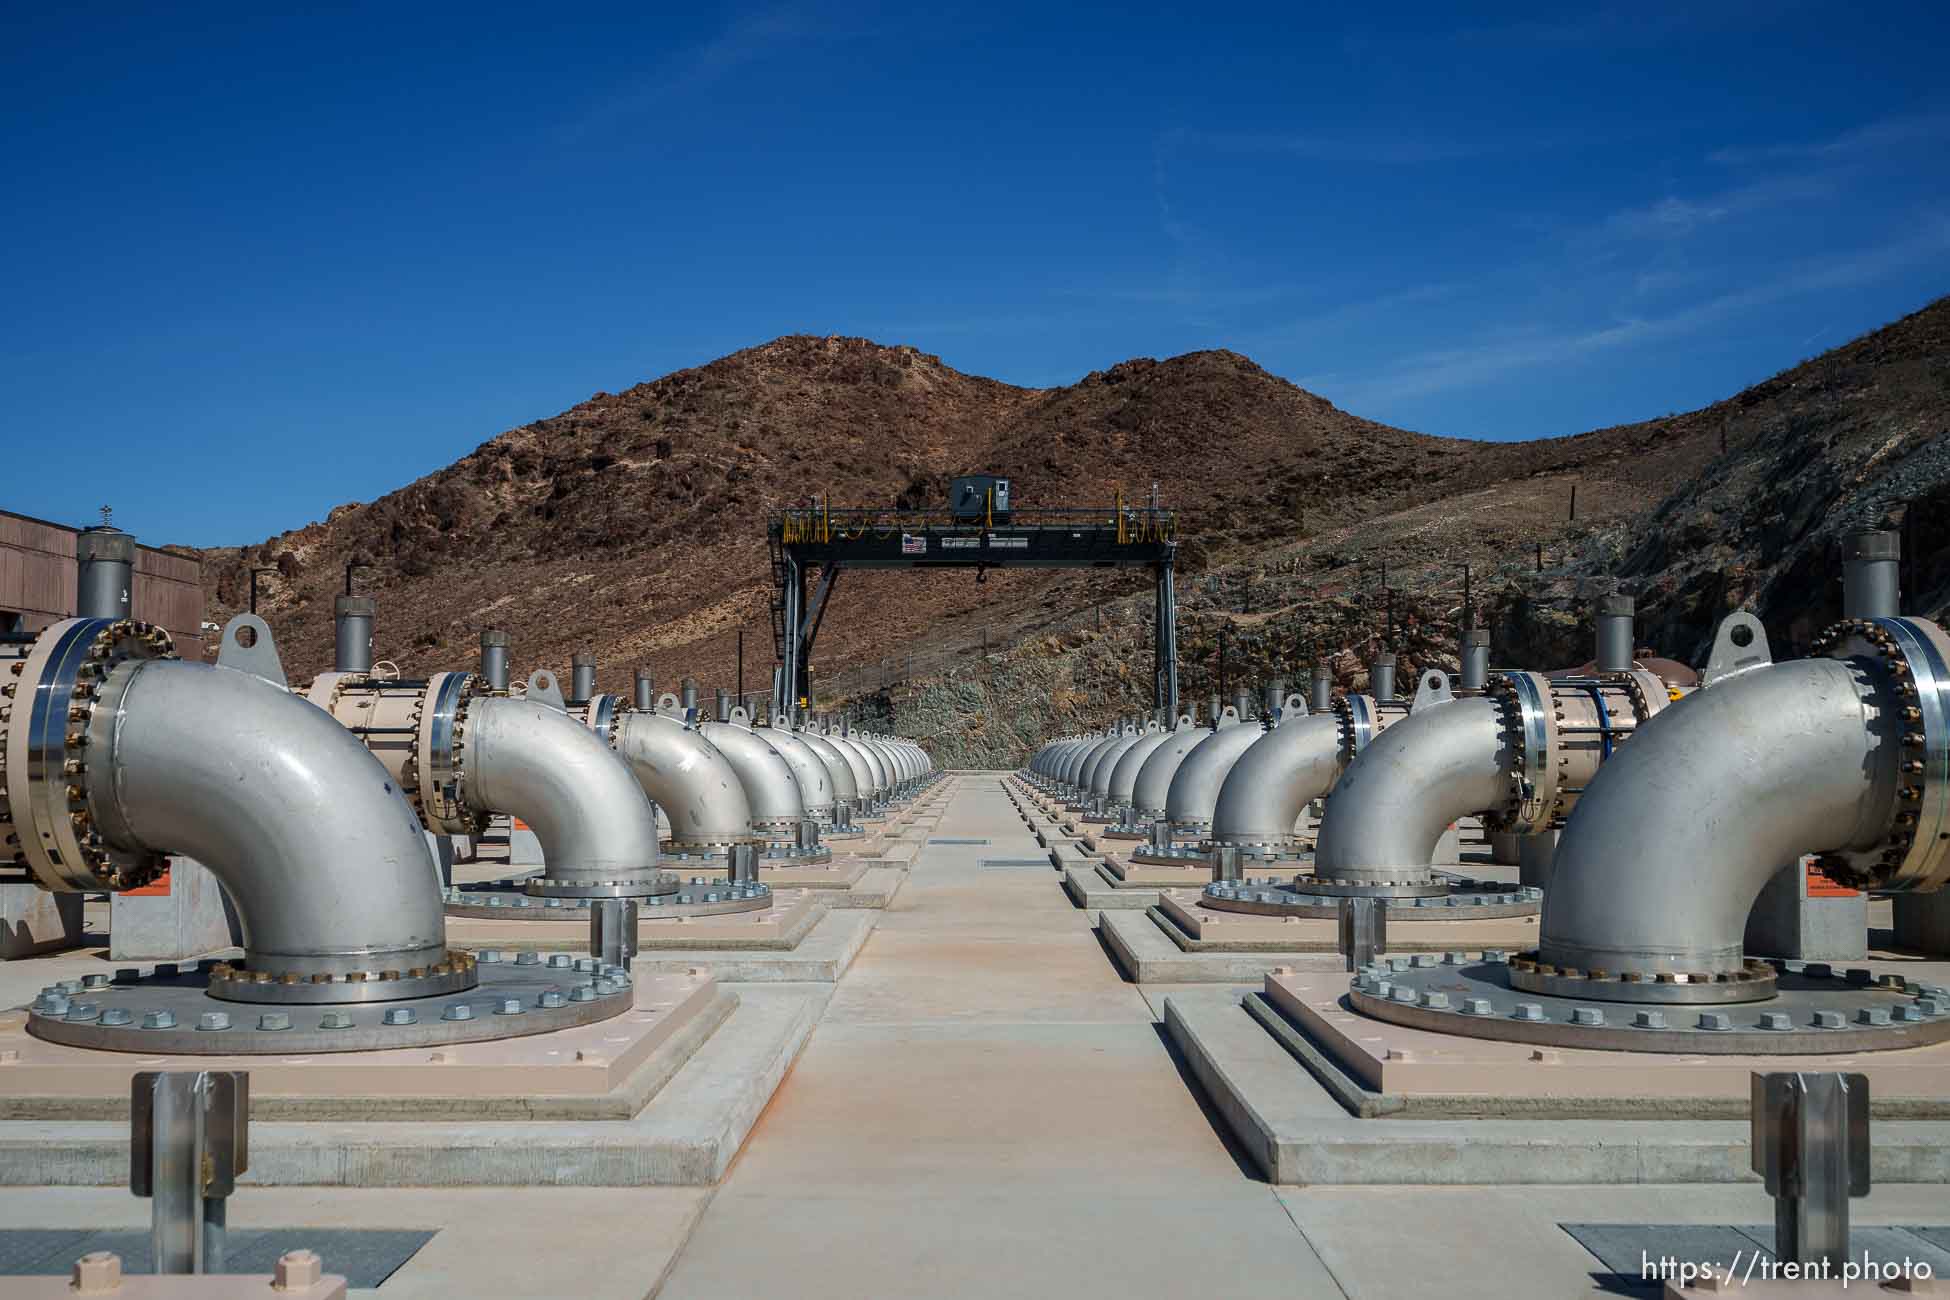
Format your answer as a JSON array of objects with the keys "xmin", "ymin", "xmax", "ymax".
[
  {"xmin": 1484, "ymin": 671, "xmax": 1554, "ymax": 835},
  {"xmin": 419, "ymin": 671, "xmax": 487, "ymax": 834},
  {"xmin": 446, "ymin": 880, "xmax": 771, "ymax": 918},
  {"xmin": 1202, "ymin": 879, "xmax": 1540, "ymax": 919},
  {"xmin": 523, "ymin": 871, "xmax": 681, "ymax": 900},
  {"xmin": 1505, "ymin": 949, "xmax": 1776, "ymax": 1005},
  {"xmin": 1288, "ymin": 876, "xmax": 1449, "ymax": 899},
  {"xmin": 1813, "ymin": 616, "xmax": 1950, "ymax": 892},
  {"xmin": 1350, "ymin": 955, "xmax": 1942, "ymax": 1054},
  {"xmin": 206, "ymin": 951, "xmax": 478, "ymax": 1005},
  {"xmin": 1127, "ymin": 845, "xmax": 1212, "ymax": 866},
  {"xmin": 3, "ymin": 618, "xmax": 174, "ymax": 892},
  {"xmin": 1331, "ymin": 694, "xmax": 1376, "ymax": 766},
  {"xmin": 29, "ymin": 956, "xmax": 628, "ymax": 1054}
]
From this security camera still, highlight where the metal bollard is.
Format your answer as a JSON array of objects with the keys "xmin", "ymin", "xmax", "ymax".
[
  {"xmin": 1751, "ymin": 1071, "xmax": 1870, "ymax": 1271},
  {"xmin": 131, "ymin": 1070, "xmax": 249, "ymax": 1273},
  {"xmin": 1210, "ymin": 845, "xmax": 1242, "ymax": 883},
  {"xmin": 1338, "ymin": 896, "xmax": 1386, "ymax": 971},
  {"xmin": 589, "ymin": 898, "xmax": 639, "ymax": 968},
  {"xmin": 727, "ymin": 842, "xmax": 759, "ymax": 886}
]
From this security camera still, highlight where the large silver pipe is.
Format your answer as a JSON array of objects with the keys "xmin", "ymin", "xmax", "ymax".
[
  {"xmin": 76, "ymin": 526, "xmax": 134, "ymax": 620},
  {"xmin": 699, "ymin": 716, "xmax": 807, "ymax": 836},
  {"xmin": 1131, "ymin": 721, "xmax": 1208, "ymax": 819},
  {"xmin": 480, "ymin": 629, "xmax": 510, "ymax": 691},
  {"xmin": 1076, "ymin": 731, "xmax": 1129, "ymax": 792},
  {"xmin": 1087, "ymin": 729, "xmax": 1148, "ymax": 799},
  {"xmin": 569, "ymin": 651, "xmax": 597, "ymax": 705},
  {"xmin": 334, "ymin": 595, "xmax": 374, "ymax": 673},
  {"xmin": 1843, "ymin": 529, "xmax": 1900, "ymax": 619},
  {"xmin": 1106, "ymin": 727, "xmax": 1174, "ymax": 806},
  {"xmin": 612, "ymin": 711, "xmax": 756, "ymax": 847},
  {"xmin": 1313, "ymin": 697, "xmax": 1507, "ymax": 885},
  {"xmin": 823, "ymin": 733, "xmax": 878, "ymax": 799},
  {"xmin": 1061, "ymin": 734, "xmax": 1113, "ymax": 789},
  {"xmin": 1163, "ymin": 712, "xmax": 1263, "ymax": 832},
  {"xmin": 798, "ymin": 729, "xmax": 861, "ymax": 805},
  {"xmin": 465, "ymin": 695, "xmax": 662, "ymax": 882},
  {"xmin": 1208, "ymin": 715, "xmax": 1343, "ymax": 848},
  {"xmin": 853, "ymin": 733, "xmax": 893, "ymax": 795},
  {"xmin": 1595, "ymin": 594, "xmax": 1635, "ymax": 673},
  {"xmin": 755, "ymin": 724, "xmax": 835, "ymax": 817},
  {"xmin": 95, "ymin": 655, "xmax": 447, "ymax": 979},
  {"xmin": 1540, "ymin": 656, "xmax": 1901, "ymax": 981}
]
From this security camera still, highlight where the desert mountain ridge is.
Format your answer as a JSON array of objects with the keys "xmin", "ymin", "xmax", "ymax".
[{"xmin": 196, "ymin": 297, "xmax": 1950, "ymax": 752}]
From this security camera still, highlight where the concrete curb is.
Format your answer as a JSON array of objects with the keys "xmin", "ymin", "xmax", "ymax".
[
  {"xmin": 1161, "ymin": 990, "xmax": 1950, "ymax": 1186},
  {"xmin": 0, "ymin": 984, "xmax": 832, "ymax": 1187}
]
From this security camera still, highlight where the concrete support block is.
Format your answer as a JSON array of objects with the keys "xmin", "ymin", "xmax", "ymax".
[
  {"xmin": 0, "ymin": 884, "xmax": 83, "ymax": 960},
  {"xmin": 1893, "ymin": 890, "xmax": 1950, "ymax": 957},
  {"xmin": 1744, "ymin": 857, "xmax": 1868, "ymax": 961},
  {"xmin": 108, "ymin": 857, "xmax": 240, "ymax": 962},
  {"xmin": 1518, "ymin": 830, "xmax": 1559, "ymax": 891},
  {"xmin": 509, "ymin": 824, "xmax": 544, "ymax": 867}
]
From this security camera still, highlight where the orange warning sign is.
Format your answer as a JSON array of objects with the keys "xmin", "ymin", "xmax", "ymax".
[
  {"xmin": 1806, "ymin": 862, "xmax": 1860, "ymax": 899},
  {"xmin": 125, "ymin": 867, "xmax": 173, "ymax": 896}
]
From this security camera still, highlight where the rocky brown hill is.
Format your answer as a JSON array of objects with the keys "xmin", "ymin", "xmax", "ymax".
[{"xmin": 201, "ymin": 297, "xmax": 1950, "ymax": 752}]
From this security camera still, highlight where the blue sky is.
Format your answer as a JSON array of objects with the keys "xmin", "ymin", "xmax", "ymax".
[{"xmin": 5, "ymin": 1, "xmax": 1948, "ymax": 547}]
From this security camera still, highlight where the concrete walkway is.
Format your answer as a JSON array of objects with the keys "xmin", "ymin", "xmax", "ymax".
[{"xmin": 657, "ymin": 775, "xmax": 1343, "ymax": 1298}]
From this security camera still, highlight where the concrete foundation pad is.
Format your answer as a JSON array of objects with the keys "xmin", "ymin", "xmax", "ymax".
[
  {"xmin": 1062, "ymin": 866, "xmax": 1159, "ymax": 910},
  {"xmin": 1100, "ymin": 855, "xmax": 1216, "ymax": 887},
  {"xmin": 1160, "ymin": 988, "xmax": 1950, "ymax": 1185},
  {"xmin": 1157, "ymin": 890, "xmax": 1542, "ymax": 950},
  {"xmin": 1097, "ymin": 908, "xmax": 1336, "ymax": 982},
  {"xmin": 649, "ymin": 859, "xmax": 906, "ymax": 908},
  {"xmin": 0, "ymin": 974, "xmax": 727, "ymax": 1121},
  {"xmin": 450, "ymin": 891, "xmax": 824, "ymax": 950},
  {"xmin": 1098, "ymin": 906, "xmax": 1538, "ymax": 984},
  {"xmin": 627, "ymin": 908, "xmax": 877, "ymax": 982},
  {"xmin": 0, "ymin": 983, "xmax": 829, "ymax": 1187},
  {"xmin": 1266, "ymin": 967, "xmax": 1950, "ymax": 1118}
]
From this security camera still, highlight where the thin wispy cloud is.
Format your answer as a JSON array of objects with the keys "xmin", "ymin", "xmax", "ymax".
[
  {"xmin": 1709, "ymin": 108, "xmax": 1950, "ymax": 166},
  {"xmin": 557, "ymin": 5, "xmax": 825, "ymax": 142},
  {"xmin": 1595, "ymin": 171, "xmax": 1838, "ymax": 242},
  {"xmin": 1317, "ymin": 218, "xmax": 1950, "ymax": 407}
]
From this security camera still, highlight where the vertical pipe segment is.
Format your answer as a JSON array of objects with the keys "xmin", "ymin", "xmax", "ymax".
[
  {"xmin": 480, "ymin": 629, "xmax": 511, "ymax": 691},
  {"xmin": 75, "ymin": 526, "xmax": 134, "ymax": 620},
  {"xmin": 634, "ymin": 667, "xmax": 654, "ymax": 712},
  {"xmin": 1842, "ymin": 530, "xmax": 1901, "ymax": 619},
  {"xmin": 1461, "ymin": 628, "xmax": 1490, "ymax": 692},
  {"xmin": 569, "ymin": 651, "xmax": 596, "ymax": 705},
  {"xmin": 1310, "ymin": 664, "xmax": 1333, "ymax": 712},
  {"xmin": 1370, "ymin": 653, "xmax": 1397, "ymax": 704},
  {"xmin": 333, "ymin": 596, "xmax": 375, "ymax": 673},
  {"xmin": 1595, "ymin": 594, "xmax": 1635, "ymax": 673}
]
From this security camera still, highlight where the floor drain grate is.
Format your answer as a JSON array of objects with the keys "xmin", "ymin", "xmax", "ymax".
[
  {"xmin": 980, "ymin": 858, "xmax": 1052, "ymax": 868},
  {"xmin": 928, "ymin": 837, "xmax": 991, "ymax": 845}
]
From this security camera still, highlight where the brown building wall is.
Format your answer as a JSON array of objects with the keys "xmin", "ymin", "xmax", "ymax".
[{"xmin": 0, "ymin": 510, "xmax": 204, "ymax": 658}]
